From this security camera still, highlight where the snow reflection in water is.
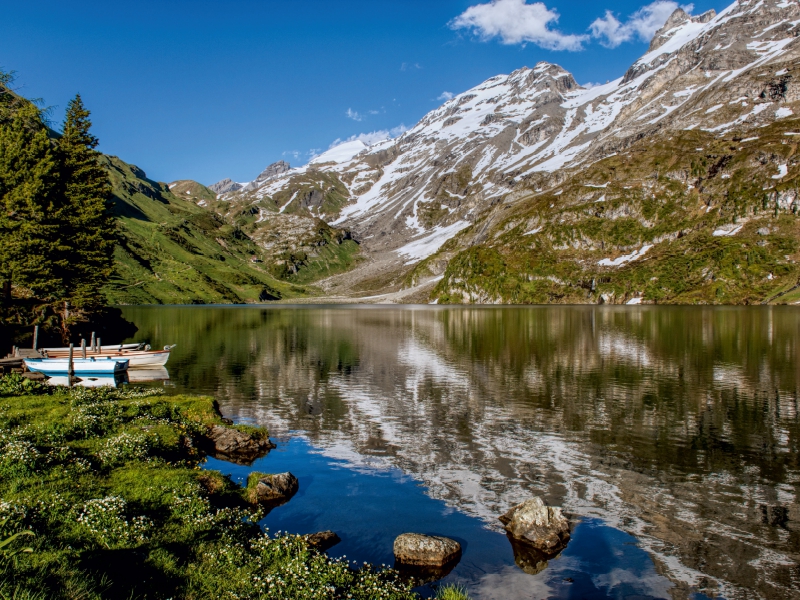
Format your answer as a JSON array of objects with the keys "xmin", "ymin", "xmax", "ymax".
[{"xmin": 123, "ymin": 305, "xmax": 800, "ymax": 599}]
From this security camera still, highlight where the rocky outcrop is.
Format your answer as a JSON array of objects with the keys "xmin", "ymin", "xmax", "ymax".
[
  {"xmin": 392, "ymin": 533, "xmax": 461, "ymax": 567},
  {"xmin": 499, "ymin": 497, "xmax": 570, "ymax": 554},
  {"xmin": 254, "ymin": 472, "xmax": 299, "ymax": 502},
  {"xmin": 209, "ymin": 178, "xmax": 242, "ymax": 194},
  {"xmin": 305, "ymin": 530, "xmax": 341, "ymax": 552},
  {"xmin": 243, "ymin": 161, "xmax": 291, "ymax": 191},
  {"xmin": 204, "ymin": 424, "xmax": 275, "ymax": 465}
]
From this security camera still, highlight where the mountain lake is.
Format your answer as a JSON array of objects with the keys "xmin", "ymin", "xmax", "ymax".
[{"xmin": 120, "ymin": 305, "xmax": 800, "ymax": 600}]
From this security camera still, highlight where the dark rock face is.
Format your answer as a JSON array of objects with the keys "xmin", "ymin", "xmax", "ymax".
[
  {"xmin": 204, "ymin": 425, "xmax": 275, "ymax": 465},
  {"xmin": 255, "ymin": 472, "xmax": 299, "ymax": 502},
  {"xmin": 761, "ymin": 504, "xmax": 789, "ymax": 528},
  {"xmin": 305, "ymin": 531, "xmax": 341, "ymax": 552},
  {"xmin": 506, "ymin": 534, "xmax": 552, "ymax": 575},
  {"xmin": 392, "ymin": 533, "xmax": 462, "ymax": 567},
  {"xmin": 499, "ymin": 497, "xmax": 570, "ymax": 554}
]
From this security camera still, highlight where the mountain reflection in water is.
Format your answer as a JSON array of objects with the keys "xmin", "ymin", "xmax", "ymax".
[{"xmin": 123, "ymin": 305, "xmax": 800, "ymax": 599}]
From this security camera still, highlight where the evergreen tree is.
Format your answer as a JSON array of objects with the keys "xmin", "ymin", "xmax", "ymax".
[
  {"xmin": 58, "ymin": 94, "xmax": 114, "ymax": 311},
  {"xmin": 0, "ymin": 103, "xmax": 64, "ymax": 305}
]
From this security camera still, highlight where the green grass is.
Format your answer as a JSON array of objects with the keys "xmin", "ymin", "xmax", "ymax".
[
  {"xmin": 0, "ymin": 376, "xmax": 431, "ymax": 599},
  {"xmin": 435, "ymin": 585, "xmax": 470, "ymax": 600}
]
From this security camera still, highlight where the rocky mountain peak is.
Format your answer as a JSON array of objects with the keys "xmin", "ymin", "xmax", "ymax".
[
  {"xmin": 242, "ymin": 160, "xmax": 292, "ymax": 192},
  {"xmin": 254, "ymin": 160, "xmax": 291, "ymax": 183},
  {"xmin": 209, "ymin": 178, "xmax": 242, "ymax": 194}
]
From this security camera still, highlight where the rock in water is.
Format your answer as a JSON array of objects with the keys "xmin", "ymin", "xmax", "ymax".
[
  {"xmin": 393, "ymin": 533, "xmax": 461, "ymax": 567},
  {"xmin": 205, "ymin": 425, "xmax": 276, "ymax": 465},
  {"xmin": 305, "ymin": 531, "xmax": 341, "ymax": 552},
  {"xmin": 499, "ymin": 498, "xmax": 570, "ymax": 553},
  {"xmin": 256, "ymin": 472, "xmax": 299, "ymax": 502}
]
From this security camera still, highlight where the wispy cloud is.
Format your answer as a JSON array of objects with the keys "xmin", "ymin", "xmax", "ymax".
[
  {"xmin": 437, "ymin": 91, "xmax": 455, "ymax": 101},
  {"xmin": 589, "ymin": 1, "xmax": 692, "ymax": 48},
  {"xmin": 400, "ymin": 62, "xmax": 422, "ymax": 71},
  {"xmin": 449, "ymin": 0, "xmax": 588, "ymax": 51},
  {"xmin": 345, "ymin": 108, "xmax": 364, "ymax": 122},
  {"xmin": 327, "ymin": 125, "xmax": 408, "ymax": 150}
]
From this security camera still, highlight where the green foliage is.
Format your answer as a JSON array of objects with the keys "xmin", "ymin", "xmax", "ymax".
[
  {"xmin": 435, "ymin": 584, "xmax": 470, "ymax": 600},
  {"xmin": 0, "ymin": 102, "xmax": 63, "ymax": 303},
  {"xmin": 57, "ymin": 95, "xmax": 115, "ymax": 312},
  {"xmin": 0, "ymin": 77, "xmax": 116, "ymax": 339},
  {"xmin": 0, "ymin": 381, "xmax": 425, "ymax": 599}
]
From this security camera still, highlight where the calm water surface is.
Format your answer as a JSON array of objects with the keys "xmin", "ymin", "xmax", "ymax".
[{"xmin": 121, "ymin": 305, "xmax": 800, "ymax": 600}]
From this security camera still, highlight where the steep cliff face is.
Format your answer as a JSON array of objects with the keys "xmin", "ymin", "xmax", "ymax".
[{"xmin": 215, "ymin": 0, "xmax": 800, "ymax": 304}]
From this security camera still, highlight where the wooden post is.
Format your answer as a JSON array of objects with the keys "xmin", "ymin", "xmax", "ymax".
[
  {"xmin": 32, "ymin": 326, "xmax": 39, "ymax": 351},
  {"xmin": 68, "ymin": 344, "xmax": 74, "ymax": 388},
  {"xmin": 97, "ymin": 338, "xmax": 101, "ymax": 354},
  {"xmin": 91, "ymin": 332, "xmax": 96, "ymax": 352},
  {"xmin": 81, "ymin": 339, "xmax": 86, "ymax": 359}
]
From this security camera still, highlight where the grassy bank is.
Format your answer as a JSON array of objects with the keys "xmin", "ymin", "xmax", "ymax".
[{"xmin": 0, "ymin": 376, "xmax": 468, "ymax": 600}]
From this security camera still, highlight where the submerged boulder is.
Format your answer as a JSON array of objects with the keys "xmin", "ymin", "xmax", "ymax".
[
  {"xmin": 499, "ymin": 497, "xmax": 570, "ymax": 554},
  {"xmin": 393, "ymin": 533, "xmax": 461, "ymax": 567},
  {"xmin": 305, "ymin": 530, "xmax": 341, "ymax": 552},
  {"xmin": 205, "ymin": 424, "xmax": 276, "ymax": 465},
  {"xmin": 255, "ymin": 472, "xmax": 299, "ymax": 502}
]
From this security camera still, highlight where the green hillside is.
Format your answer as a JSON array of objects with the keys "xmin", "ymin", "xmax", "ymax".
[{"xmin": 102, "ymin": 156, "xmax": 313, "ymax": 304}]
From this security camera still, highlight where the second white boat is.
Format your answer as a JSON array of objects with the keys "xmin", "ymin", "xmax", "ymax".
[{"xmin": 24, "ymin": 357, "xmax": 129, "ymax": 375}]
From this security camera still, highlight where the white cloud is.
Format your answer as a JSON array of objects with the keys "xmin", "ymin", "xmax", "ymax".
[
  {"xmin": 345, "ymin": 108, "xmax": 364, "ymax": 122},
  {"xmin": 400, "ymin": 62, "xmax": 422, "ymax": 71},
  {"xmin": 438, "ymin": 91, "xmax": 455, "ymax": 101},
  {"xmin": 450, "ymin": 0, "xmax": 588, "ymax": 51},
  {"xmin": 327, "ymin": 125, "xmax": 408, "ymax": 151},
  {"xmin": 589, "ymin": 1, "xmax": 693, "ymax": 48}
]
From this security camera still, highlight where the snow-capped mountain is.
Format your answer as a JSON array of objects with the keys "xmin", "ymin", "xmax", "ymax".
[{"xmin": 212, "ymin": 0, "xmax": 800, "ymax": 302}]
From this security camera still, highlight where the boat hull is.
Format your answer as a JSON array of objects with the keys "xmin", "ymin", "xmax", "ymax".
[
  {"xmin": 24, "ymin": 358, "xmax": 129, "ymax": 375},
  {"xmin": 43, "ymin": 350, "xmax": 171, "ymax": 368}
]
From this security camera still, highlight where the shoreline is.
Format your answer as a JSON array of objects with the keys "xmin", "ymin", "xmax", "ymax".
[{"xmin": 0, "ymin": 377, "xmax": 465, "ymax": 600}]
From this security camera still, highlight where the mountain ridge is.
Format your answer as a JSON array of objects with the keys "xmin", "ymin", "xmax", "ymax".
[{"xmin": 202, "ymin": 0, "xmax": 800, "ymax": 305}]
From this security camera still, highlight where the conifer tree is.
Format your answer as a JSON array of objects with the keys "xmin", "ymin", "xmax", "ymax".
[
  {"xmin": 58, "ymin": 94, "xmax": 114, "ymax": 311},
  {"xmin": 0, "ymin": 103, "xmax": 64, "ymax": 305}
]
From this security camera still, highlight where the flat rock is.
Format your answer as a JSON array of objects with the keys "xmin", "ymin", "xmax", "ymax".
[
  {"xmin": 205, "ymin": 424, "xmax": 275, "ymax": 465},
  {"xmin": 393, "ymin": 533, "xmax": 461, "ymax": 567},
  {"xmin": 256, "ymin": 472, "xmax": 299, "ymax": 502},
  {"xmin": 305, "ymin": 530, "xmax": 341, "ymax": 552},
  {"xmin": 499, "ymin": 497, "xmax": 570, "ymax": 554}
]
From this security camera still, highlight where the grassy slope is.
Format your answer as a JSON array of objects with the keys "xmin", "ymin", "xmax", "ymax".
[
  {"xmin": 102, "ymin": 156, "xmax": 315, "ymax": 304},
  {"xmin": 421, "ymin": 119, "xmax": 800, "ymax": 305},
  {"xmin": 0, "ymin": 379, "xmax": 429, "ymax": 600}
]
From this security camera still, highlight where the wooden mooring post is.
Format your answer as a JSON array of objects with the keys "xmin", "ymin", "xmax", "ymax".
[
  {"xmin": 68, "ymin": 344, "xmax": 74, "ymax": 388},
  {"xmin": 97, "ymin": 338, "xmax": 101, "ymax": 354},
  {"xmin": 32, "ymin": 326, "xmax": 39, "ymax": 351},
  {"xmin": 90, "ymin": 332, "xmax": 96, "ymax": 352},
  {"xmin": 81, "ymin": 339, "xmax": 86, "ymax": 359}
]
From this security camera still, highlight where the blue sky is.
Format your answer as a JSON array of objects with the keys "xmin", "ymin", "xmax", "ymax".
[{"xmin": 1, "ymin": 0, "xmax": 725, "ymax": 184}]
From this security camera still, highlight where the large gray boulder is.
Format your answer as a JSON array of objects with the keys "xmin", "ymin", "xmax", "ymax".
[
  {"xmin": 255, "ymin": 472, "xmax": 299, "ymax": 502},
  {"xmin": 499, "ymin": 497, "xmax": 570, "ymax": 553},
  {"xmin": 393, "ymin": 533, "xmax": 461, "ymax": 567}
]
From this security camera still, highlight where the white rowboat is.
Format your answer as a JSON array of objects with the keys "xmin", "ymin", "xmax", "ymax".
[
  {"xmin": 39, "ymin": 343, "xmax": 144, "ymax": 353},
  {"xmin": 24, "ymin": 357, "xmax": 129, "ymax": 375},
  {"xmin": 43, "ymin": 349, "xmax": 172, "ymax": 368}
]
